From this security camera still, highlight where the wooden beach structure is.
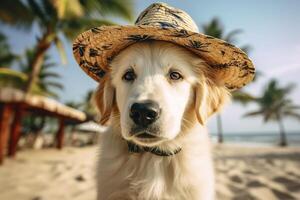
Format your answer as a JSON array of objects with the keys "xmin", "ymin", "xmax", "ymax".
[{"xmin": 0, "ymin": 88, "xmax": 86, "ymax": 164}]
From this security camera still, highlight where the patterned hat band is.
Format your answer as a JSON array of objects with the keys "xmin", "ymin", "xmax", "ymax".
[{"xmin": 73, "ymin": 2, "xmax": 255, "ymax": 91}]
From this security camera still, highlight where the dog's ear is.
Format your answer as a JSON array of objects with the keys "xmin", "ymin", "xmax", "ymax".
[
  {"xmin": 93, "ymin": 78, "xmax": 115, "ymax": 125},
  {"xmin": 194, "ymin": 81, "xmax": 230, "ymax": 125}
]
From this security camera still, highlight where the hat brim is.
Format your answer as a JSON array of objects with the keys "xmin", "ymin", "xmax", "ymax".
[{"xmin": 73, "ymin": 25, "xmax": 255, "ymax": 90}]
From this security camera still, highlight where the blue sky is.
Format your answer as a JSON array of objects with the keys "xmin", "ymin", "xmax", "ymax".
[{"xmin": 2, "ymin": 0, "xmax": 300, "ymax": 134}]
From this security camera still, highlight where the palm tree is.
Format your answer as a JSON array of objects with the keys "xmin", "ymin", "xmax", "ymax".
[
  {"xmin": 0, "ymin": 68, "xmax": 27, "ymax": 89},
  {"xmin": 244, "ymin": 80, "xmax": 300, "ymax": 146},
  {"xmin": 202, "ymin": 18, "xmax": 250, "ymax": 53},
  {"xmin": 0, "ymin": 0, "xmax": 134, "ymax": 93},
  {"xmin": 202, "ymin": 18, "xmax": 251, "ymax": 143},
  {"xmin": 19, "ymin": 49, "xmax": 64, "ymax": 98},
  {"xmin": 0, "ymin": 50, "xmax": 63, "ymax": 98},
  {"xmin": 0, "ymin": 32, "xmax": 18, "ymax": 67}
]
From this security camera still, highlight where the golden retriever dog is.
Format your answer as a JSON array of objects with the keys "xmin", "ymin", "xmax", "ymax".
[{"xmin": 94, "ymin": 41, "xmax": 230, "ymax": 200}]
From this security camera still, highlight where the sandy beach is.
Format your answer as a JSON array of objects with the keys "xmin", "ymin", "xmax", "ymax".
[
  {"xmin": 214, "ymin": 144, "xmax": 300, "ymax": 200},
  {"xmin": 0, "ymin": 145, "xmax": 299, "ymax": 200}
]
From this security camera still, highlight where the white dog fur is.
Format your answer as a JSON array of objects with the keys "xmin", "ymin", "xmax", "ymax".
[{"xmin": 94, "ymin": 41, "xmax": 230, "ymax": 200}]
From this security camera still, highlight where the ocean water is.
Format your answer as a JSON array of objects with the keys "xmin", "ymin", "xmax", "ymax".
[{"xmin": 211, "ymin": 132, "xmax": 300, "ymax": 146}]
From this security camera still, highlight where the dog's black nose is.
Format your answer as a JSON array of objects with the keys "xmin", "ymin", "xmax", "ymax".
[{"xmin": 130, "ymin": 101, "xmax": 161, "ymax": 127}]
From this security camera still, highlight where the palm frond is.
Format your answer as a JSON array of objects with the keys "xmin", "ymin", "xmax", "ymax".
[
  {"xmin": 0, "ymin": 32, "xmax": 19, "ymax": 66},
  {"xmin": 41, "ymin": 62, "xmax": 57, "ymax": 69},
  {"xmin": 43, "ymin": 81, "xmax": 64, "ymax": 90},
  {"xmin": 40, "ymin": 0, "xmax": 58, "ymax": 21},
  {"xmin": 52, "ymin": 0, "xmax": 83, "ymax": 19},
  {"xmin": 40, "ymin": 72, "xmax": 61, "ymax": 79},
  {"xmin": 0, "ymin": 68, "xmax": 27, "ymax": 89},
  {"xmin": 224, "ymin": 29, "xmax": 243, "ymax": 43},
  {"xmin": 285, "ymin": 105, "xmax": 300, "ymax": 110},
  {"xmin": 263, "ymin": 110, "xmax": 276, "ymax": 122},
  {"xmin": 232, "ymin": 90, "xmax": 257, "ymax": 105},
  {"xmin": 27, "ymin": 0, "xmax": 48, "ymax": 24},
  {"xmin": 245, "ymin": 79, "xmax": 298, "ymax": 125},
  {"xmin": 202, "ymin": 18, "xmax": 223, "ymax": 39},
  {"xmin": 80, "ymin": 0, "xmax": 134, "ymax": 22},
  {"xmin": 243, "ymin": 110, "xmax": 264, "ymax": 118},
  {"xmin": 0, "ymin": 0, "xmax": 34, "ymax": 29},
  {"xmin": 99, "ymin": 0, "xmax": 134, "ymax": 21},
  {"xmin": 283, "ymin": 111, "xmax": 300, "ymax": 121},
  {"xmin": 282, "ymin": 83, "xmax": 296, "ymax": 96},
  {"xmin": 0, "ymin": 54, "xmax": 18, "ymax": 67},
  {"xmin": 202, "ymin": 18, "xmax": 252, "ymax": 56},
  {"xmin": 240, "ymin": 45, "xmax": 252, "ymax": 55},
  {"xmin": 61, "ymin": 18, "xmax": 116, "ymax": 39}
]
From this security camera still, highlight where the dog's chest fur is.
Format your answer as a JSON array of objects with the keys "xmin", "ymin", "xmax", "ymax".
[{"xmin": 97, "ymin": 126, "xmax": 215, "ymax": 200}]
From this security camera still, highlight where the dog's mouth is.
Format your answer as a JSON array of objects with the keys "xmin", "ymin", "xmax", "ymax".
[
  {"xmin": 130, "ymin": 126, "xmax": 160, "ymax": 139},
  {"xmin": 126, "ymin": 126, "xmax": 167, "ymax": 146},
  {"xmin": 136, "ymin": 132, "xmax": 157, "ymax": 138},
  {"xmin": 127, "ymin": 130, "xmax": 166, "ymax": 146}
]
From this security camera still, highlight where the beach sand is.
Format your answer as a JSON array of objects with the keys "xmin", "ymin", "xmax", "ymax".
[
  {"xmin": 214, "ymin": 144, "xmax": 300, "ymax": 200},
  {"xmin": 0, "ymin": 145, "xmax": 300, "ymax": 200}
]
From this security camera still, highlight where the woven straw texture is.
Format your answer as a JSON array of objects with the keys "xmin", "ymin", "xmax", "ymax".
[{"xmin": 73, "ymin": 2, "xmax": 255, "ymax": 90}]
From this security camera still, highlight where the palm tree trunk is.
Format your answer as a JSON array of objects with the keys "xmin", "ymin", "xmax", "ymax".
[
  {"xmin": 24, "ymin": 31, "xmax": 52, "ymax": 94},
  {"xmin": 277, "ymin": 113, "xmax": 287, "ymax": 146},
  {"xmin": 217, "ymin": 114, "xmax": 223, "ymax": 143}
]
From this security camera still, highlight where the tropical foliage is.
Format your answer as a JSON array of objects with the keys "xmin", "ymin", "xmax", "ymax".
[
  {"xmin": 244, "ymin": 80, "xmax": 300, "ymax": 146},
  {"xmin": 0, "ymin": 0, "xmax": 134, "ymax": 93},
  {"xmin": 0, "ymin": 68, "xmax": 28, "ymax": 89},
  {"xmin": 0, "ymin": 32, "xmax": 18, "ymax": 67},
  {"xmin": 202, "ymin": 18, "xmax": 251, "ymax": 53},
  {"xmin": 0, "ymin": 50, "xmax": 63, "ymax": 98},
  {"xmin": 202, "ymin": 17, "xmax": 253, "ymax": 142},
  {"xmin": 19, "ymin": 49, "xmax": 63, "ymax": 98}
]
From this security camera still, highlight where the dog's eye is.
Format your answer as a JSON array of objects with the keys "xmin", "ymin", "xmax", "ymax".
[
  {"xmin": 169, "ymin": 71, "xmax": 183, "ymax": 81},
  {"xmin": 122, "ymin": 70, "xmax": 136, "ymax": 82}
]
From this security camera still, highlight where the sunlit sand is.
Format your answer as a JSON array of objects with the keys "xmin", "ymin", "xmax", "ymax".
[{"xmin": 0, "ymin": 145, "xmax": 299, "ymax": 200}]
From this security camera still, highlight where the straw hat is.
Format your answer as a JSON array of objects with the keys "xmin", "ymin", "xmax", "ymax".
[{"xmin": 73, "ymin": 2, "xmax": 255, "ymax": 90}]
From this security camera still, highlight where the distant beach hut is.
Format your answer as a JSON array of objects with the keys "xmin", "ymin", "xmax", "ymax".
[
  {"xmin": 0, "ymin": 88, "xmax": 86, "ymax": 164},
  {"xmin": 76, "ymin": 121, "xmax": 107, "ymax": 133},
  {"xmin": 70, "ymin": 121, "xmax": 107, "ymax": 146}
]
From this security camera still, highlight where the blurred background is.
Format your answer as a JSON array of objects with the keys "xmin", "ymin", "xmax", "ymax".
[{"xmin": 0, "ymin": 0, "xmax": 299, "ymax": 200}]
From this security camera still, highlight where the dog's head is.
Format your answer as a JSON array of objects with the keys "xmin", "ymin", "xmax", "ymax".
[{"xmin": 94, "ymin": 41, "xmax": 230, "ymax": 147}]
